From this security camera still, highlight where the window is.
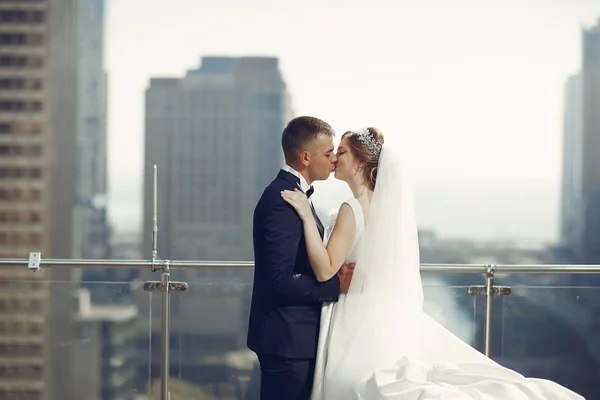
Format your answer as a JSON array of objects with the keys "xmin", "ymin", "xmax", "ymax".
[
  {"xmin": 30, "ymin": 79, "xmax": 42, "ymax": 90},
  {"xmin": 13, "ymin": 123, "xmax": 42, "ymax": 134},
  {"xmin": 0, "ymin": 10, "xmax": 45, "ymax": 23},
  {"xmin": 0, "ymin": 78, "xmax": 43, "ymax": 90},
  {"xmin": 0, "ymin": 365, "xmax": 43, "ymax": 379},
  {"xmin": 0, "ymin": 100, "xmax": 43, "ymax": 112},
  {"xmin": 0, "ymin": 233, "xmax": 41, "ymax": 246},
  {"xmin": 0, "ymin": 189, "xmax": 42, "ymax": 202},
  {"xmin": 0, "ymin": 344, "xmax": 42, "ymax": 357},
  {"xmin": 0, "ymin": 55, "xmax": 43, "ymax": 68},
  {"xmin": 0, "ymin": 390, "xmax": 42, "ymax": 400},
  {"xmin": 0, "ymin": 33, "xmax": 44, "ymax": 46},
  {"xmin": 0, "ymin": 168, "xmax": 43, "ymax": 179},
  {"xmin": 0, "ymin": 320, "xmax": 43, "ymax": 335},
  {"xmin": 0, "ymin": 279, "xmax": 44, "ymax": 291},
  {"xmin": 0, "ymin": 55, "xmax": 24, "ymax": 67},
  {"xmin": 0, "ymin": 101, "xmax": 23, "ymax": 111},
  {"xmin": 28, "ymin": 145, "xmax": 41, "ymax": 156},
  {"xmin": 0, "ymin": 34, "xmax": 25, "ymax": 45},
  {"xmin": 0, "ymin": 211, "xmax": 41, "ymax": 224}
]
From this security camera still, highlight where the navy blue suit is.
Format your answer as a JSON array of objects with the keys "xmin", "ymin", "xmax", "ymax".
[{"xmin": 247, "ymin": 169, "xmax": 341, "ymax": 399}]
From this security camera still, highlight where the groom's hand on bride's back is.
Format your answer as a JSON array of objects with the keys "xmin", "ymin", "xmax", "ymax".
[{"xmin": 338, "ymin": 263, "xmax": 355, "ymax": 294}]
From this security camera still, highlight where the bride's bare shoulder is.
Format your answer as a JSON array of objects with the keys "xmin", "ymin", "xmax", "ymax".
[{"xmin": 335, "ymin": 202, "xmax": 355, "ymax": 227}]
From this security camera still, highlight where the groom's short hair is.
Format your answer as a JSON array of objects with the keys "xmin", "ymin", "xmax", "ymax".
[{"xmin": 281, "ymin": 116, "xmax": 335, "ymax": 162}]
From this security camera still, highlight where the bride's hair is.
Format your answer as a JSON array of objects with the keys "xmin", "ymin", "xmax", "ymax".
[{"xmin": 342, "ymin": 127, "xmax": 384, "ymax": 191}]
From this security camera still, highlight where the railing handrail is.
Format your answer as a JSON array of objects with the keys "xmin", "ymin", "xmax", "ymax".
[{"xmin": 2, "ymin": 257, "xmax": 600, "ymax": 274}]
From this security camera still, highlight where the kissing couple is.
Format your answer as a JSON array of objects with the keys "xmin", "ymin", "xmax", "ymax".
[{"xmin": 247, "ymin": 116, "xmax": 584, "ymax": 400}]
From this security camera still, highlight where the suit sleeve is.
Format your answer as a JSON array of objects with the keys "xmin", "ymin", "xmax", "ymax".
[{"xmin": 262, "ymin": 200, "xmax": 341, "ymax": 303}]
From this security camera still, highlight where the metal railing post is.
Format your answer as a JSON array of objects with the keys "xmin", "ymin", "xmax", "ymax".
[
  {"xmin": 142, "ymin": 165, "xmax": 187, "ymax": 400},
  {"xmin": 160, "ymin": 263, "xmax": 171, "ymax": 400},
  {"xmin": 483, "ymin": 264, "xmax": 495, "ymax": 357},
  {"xmin": 468, "ymin": 264, "xmax": 511, "ymax": 357}
]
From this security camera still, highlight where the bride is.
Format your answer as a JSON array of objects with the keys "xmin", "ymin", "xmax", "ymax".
[{"xmin": 281, "ymin": 128, "xmax": 584, "ymax": 400}]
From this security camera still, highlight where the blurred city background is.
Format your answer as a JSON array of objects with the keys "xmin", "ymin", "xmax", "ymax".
[{"xmin": 1, "ymin": 0, "xmax": 600, "ymax": 399}]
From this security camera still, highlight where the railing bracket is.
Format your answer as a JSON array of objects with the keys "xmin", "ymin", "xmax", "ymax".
[
  {"xmin": 144, "ymin": 281, "xmax": 188, "ymax": 292},
  {"xmin": 468, "ymin": 286, "xmax": 511, "ymax": 296},
  {"xmin": 28, "ymin": 252, "xmax": 41, "ymax": 272}
]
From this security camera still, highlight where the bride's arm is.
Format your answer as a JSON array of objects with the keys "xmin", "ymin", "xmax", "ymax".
[{"xmin": 281, "ymin": 189, "xmax": 356, "ymax": 282}]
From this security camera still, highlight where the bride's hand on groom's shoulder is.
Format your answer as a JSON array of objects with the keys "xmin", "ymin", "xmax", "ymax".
[{"xmin": 281, "ymin": 189, "xmax": 313, "ymax": 221}]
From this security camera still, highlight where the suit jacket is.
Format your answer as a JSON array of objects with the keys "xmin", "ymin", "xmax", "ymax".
[{"xmin": 247, "ymin": 169, "xmax": 341, "ymax": 359}]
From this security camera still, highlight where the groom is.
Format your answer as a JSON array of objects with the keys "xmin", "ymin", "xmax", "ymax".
[{"xmin": 247, "ymin": 116, "xmax": 354, "ymax": 400}]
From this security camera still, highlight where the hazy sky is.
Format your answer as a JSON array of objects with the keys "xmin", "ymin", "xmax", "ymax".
[{"xmin": 105, "ymin": 0, "xmax": 600, "ymax": 242}]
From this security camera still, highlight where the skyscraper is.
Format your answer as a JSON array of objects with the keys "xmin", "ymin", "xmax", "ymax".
[
  {"xmin": 0, "ymin": 1, "xmax": 68, "ymax": 399},
  {"xmin": 143, "ymin": 56, "xmax": 292, "ymax": 261},
  {"xmin": 581, "ymin": 19, "xmax": 600, "ymax": 263},
  {"xmin": 560, "ymin": 73, "xmax": 583, "ymax": 252},
  {"xmin": 72, "ymin": 0, "xmax": 109, "ymax": 260},
  {"xmin": 0, "ymin": 0, "xmax": 108, "ymax": 398}
]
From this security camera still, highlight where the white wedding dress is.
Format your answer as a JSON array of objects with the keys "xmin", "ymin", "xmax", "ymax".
[{"xmin": 310, "ymin": 144, "xmax": 584, "ymax": 400}]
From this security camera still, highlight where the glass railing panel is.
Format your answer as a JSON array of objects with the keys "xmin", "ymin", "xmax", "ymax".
[
  {"xmin": 498, "ymin": 285, "xmax": 599, "ymax": 399},
  {"xmin": 156, "ymin": 269, "xmax": 479, "ymax": 399},
  {"xmin": 0, "ymin": 269, "xmax": 150, "ymax": 400},
  {"xmin": 422, "ymin": 278, "xmax": 479, "ymax": 349}
]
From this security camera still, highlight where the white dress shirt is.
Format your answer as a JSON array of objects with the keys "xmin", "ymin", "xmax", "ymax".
[{"xmin": 281, "ymin": 164, "xmax": 313, "ymax": 206}]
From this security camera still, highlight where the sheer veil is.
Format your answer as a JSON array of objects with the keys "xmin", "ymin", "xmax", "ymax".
[{"xmin": 326, "ymin": 140, "xmax": 426, "ymax": 384}]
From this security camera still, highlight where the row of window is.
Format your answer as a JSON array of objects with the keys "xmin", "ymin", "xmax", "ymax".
[
  {"xmin": 0, "ymin": 123, "xmax": 42, "ymax": 135},
  {"xmin": 0, "ymin": 298, "xmax": 42, "ymax": 313},
  {"xmin": 0, "ymin": 55, "xmax": 43, "ymax": 69},
  {"xmin": 0, "ymin": 211, "xmax": 41, "ymax": 224},
  {"xmin": 0, "ymin": 321, "xmax": 42, "ymax": 335},
  {"xmin": 0, "ymin": 145, "xmax": 42, "ymax": 156},
  {"xmin": 0, "ymin": 233, "xmax": 41, "ymax": 246},
  {"xmin": 0, "ymin": 34, "xmax": 44, "ymax": 47},
  {"xmin": 0, "ymin": 365, "xmax": 42, "ymax": 379},
  {"xmin": 0, "ymin": 11, "xmax": 45, "ymax": 24},
  {"xmin": 0, "ymin": 343, "xmax": 42, "ymax": 357},
  {"xmin": 0, "ymin": 101, "xmax": 42, "ymax": 112},
  {"xmin": 0, "ymin": 279, "xmax": 44, "ymax": 291},
  {"xmin": 0, "ymin": 391, "xmax": 41, "ymax": 400},
  {"xmin": 0, "ymin": 78, "xmax": 43, "ymax": 90},
  {"xmin": 0, "ymin": 168, "xmax": 42, "ymax": 179},
  {"xmin": 0, "ymin": 188, "xmax": 41, "ymax": 201}
]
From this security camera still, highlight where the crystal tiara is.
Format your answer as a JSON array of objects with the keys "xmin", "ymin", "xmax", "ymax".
[{"xmin": 352, "ymin": 128, "xmax": 382, "ymax": 157}]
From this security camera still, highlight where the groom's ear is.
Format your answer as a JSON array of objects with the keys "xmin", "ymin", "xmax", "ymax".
[{"xmin": 299, "ymin": 150, "xmax": 310, "ymax": 167}]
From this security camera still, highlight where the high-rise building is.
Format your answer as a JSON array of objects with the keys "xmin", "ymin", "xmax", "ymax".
[
  {"xmin": 143, "ymin": 56, "xmax": 292, "ymax": 261},
  {"xmin": 580, "ymin": 19, "xmax": 600, "ymax": 263},
  {"xmin": 0, "ymin": 2, "xmax": 60, "ymax": 399},
  {"xmin": 560, "ymin": 73, "xmax": 583, "ymax": 252},
  {"xmin": 72, "ymin": 0, "xmax": 109, "ymax": 260},
  {"xmin": 0, "ymin": 0, "xmax": 108, "ymax": 398}
]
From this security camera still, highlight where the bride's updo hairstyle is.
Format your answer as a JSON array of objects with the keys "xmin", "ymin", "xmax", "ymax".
[{"xmin": 342, "ymin": 127, "xmax": 384, "ymax": 191}]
